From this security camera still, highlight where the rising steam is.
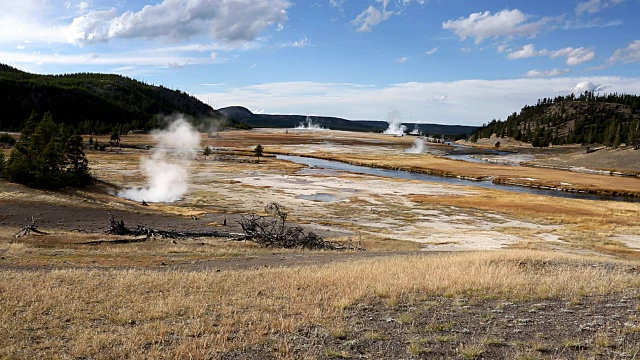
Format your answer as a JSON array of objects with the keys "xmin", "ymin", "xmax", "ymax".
[
  {"xmin": 383, "ymin": 111, "xmax": 407, "ymax": 136},
  {"xmin": 405, "ymin": 138, "xmax": 425, "ymax": 154},
  {"xmin": 294, "ymin": 116, "xmax": 327, "ymax": 130},
  {"xmin": 118, "ymin": 117, "xmax": 201, "ymax": 203}
]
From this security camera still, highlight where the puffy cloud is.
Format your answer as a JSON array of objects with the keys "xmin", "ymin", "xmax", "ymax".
[
  {"xmin": 442, "ymin": 9, "xmax": 552, "ymax": 44},
  {"xmin": 526, "ymin": 68, "xmax": 571, "ymax": 77},
  {"xmin": 607, "ymin": 39, "xmax": 640, "ymax": 64},
  {"xmin": 547, "ymin": 47, "xmax": 595, "ymax": 65},
  {"xmin": 576, "ymin": 0, "xmax": 624, "ymax": 16},
  {"xmin": 507, "ymin": 45, "xmax": 595, "ymax": 65},
  {"xmin": 395, "ymin": 56, "xmax": 409, "ymax": 63},
  {"xmin": 352, "ymin": 0, "xmax": 393, "ymax": 32},
  {"xmin": 65, "ymin": 0, "xmax": 291, "ymax": 47},
  {"xmin": 568, "ymin": 81, "xmax": 610, "ymax": 94},
  {"xmin": 508, "ymin": 44, "xmax": 537, "ymax": 59}
]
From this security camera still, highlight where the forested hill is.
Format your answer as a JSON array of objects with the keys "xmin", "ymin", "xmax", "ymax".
[
  {"xmin": 219, "ymin": 106, "xmax": 478, "ymax": 136},
  {"xmin": 471, "ymin": 92, "xmax": 640, "ymax": 148},
  {"xmin": 0, "ymin": 64, "xmax": 224, "ymax": 133}
]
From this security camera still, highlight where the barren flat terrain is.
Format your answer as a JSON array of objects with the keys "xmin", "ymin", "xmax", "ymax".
[{"xmin": 2, "ymin": 128, "xmax": 640, "ymax": 359}]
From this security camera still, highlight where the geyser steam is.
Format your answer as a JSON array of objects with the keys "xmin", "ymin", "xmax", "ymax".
[
  {"xmin": 294, "ymin": 116, "xmax": 326, "ymax": 130},
  {"xmin": 405, "ymin": 138, "xmax": 425, "ymax": 154},
  {"xmin": 383, "ymin": 111, "xmax": 407, "ymax": 136},
  {"xmin": 118, "ymin": 117, "xmax": 201, "ymax": 203}
]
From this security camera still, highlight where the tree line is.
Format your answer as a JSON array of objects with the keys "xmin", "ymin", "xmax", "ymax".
[
  {"xmin": 470, "ymin": 91, "xmax": 640, "ymax": 148},
  {"xmin": 0, "ymin": 63, "xmax": 246, "ymax": 134},
  {"xmin": 0, "ymin": 111, "xmax": 93, "ymax": 188}
]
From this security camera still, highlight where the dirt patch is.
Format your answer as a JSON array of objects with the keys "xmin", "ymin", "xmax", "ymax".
[{"xmin": 219, "ymin": 294, "xmax": 640, "ymax": 359}]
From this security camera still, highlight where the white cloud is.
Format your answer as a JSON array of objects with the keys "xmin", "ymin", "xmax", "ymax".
[
  {"xmin": 16, "ymin": 44, "xmax": 25, "ymax": 50},
  {"xmin": 282, "ymin": 36, "xmax": 310, "ymax": 48},
  {"xmin": 196, "ymin": 77, "xmax": 640, "ymax": 125},
  {"xmin": 526, "ymin": 68, "xmax": 571, "ymax": 77},
  {"xmin": 576, "ymin": 0, "xmax": 624, "ymax": 15},
  {"xmin": 507, "ymin": 45, "xmax": 595, "ymax": 65},
  {"xmin": 65, "ymin": 0, "xmax": 292, "ymax": 47},
  {"xmin": 608, "ymin": 39, "xmax": 640, "ymax": 64},
  {"xmin": 508, "ymin": 44, "xmax": 537, "ymax": 59},
  {"xmin": 0, "ymin": 50, "xmax": 205, "ymax": 67},
  {"xmin": 396, "ymin": 56, "xmax": 409, "ymax": 63},
  {"xmin": 442, "ymin": 9, "xmax": 553, "ymax": 44},
  {"xmin": 352, "ymin": 0, "xmax": 393, "ymax": 32},
  {"xmin": 425, "ymin": 47, "xmax": 438, "ymax": 55},
  {"xmin": 568, "ymin": 81, "xmax": 610, "ymax": 94},
  {"xmin": 547, "ymin": 47, "xmax": 595, "ymax": 65},
  {"xmin": 329, "ymin": 0, "xmax": 346, "ymax": 10}
]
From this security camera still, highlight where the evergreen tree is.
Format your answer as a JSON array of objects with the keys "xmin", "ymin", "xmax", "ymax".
[
  {"xmin": 6, "ymin": 112, "xmax": 93, "ymax": 188},
  {"xmin": 613, "ymin": 125, "xmax": 622, "ymax": 148},
  {"xmin": 254, "ymin": 144, "xmax": 264, "ymax": 163},
  {"xmin": 203, "ymin": 145, "xmax": 212, "ymax": 159}
]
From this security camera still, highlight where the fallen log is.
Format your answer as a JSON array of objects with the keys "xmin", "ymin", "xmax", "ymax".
[{"xmin": 105, "ymin": 214, "xmax": 246, "ymax": 239}]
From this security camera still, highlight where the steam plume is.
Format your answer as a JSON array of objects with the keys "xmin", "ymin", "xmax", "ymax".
[
  {"xmin": 294, "ymin": 116, "xmax": 327, "ymax": 130},
  {"xmin": 118, "ymin": 117, "xmax": 201, "ymax": 203},
  {"xmin": 405, "ymin": 138, "xmax": 425, "ymax": 154},
  {"xmin": 383, "ymin": 111, "xmax": 407, "ymax": 136}
]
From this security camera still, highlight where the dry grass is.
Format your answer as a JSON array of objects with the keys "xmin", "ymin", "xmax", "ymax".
[{"xmin": 1, "ymin": 250, "xmax": 639, "ymax": 359}]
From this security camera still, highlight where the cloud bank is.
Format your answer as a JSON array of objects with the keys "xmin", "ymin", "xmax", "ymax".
[{"xmin": 197, "ymin": 77, "xmax": 640, "ymax": 125}]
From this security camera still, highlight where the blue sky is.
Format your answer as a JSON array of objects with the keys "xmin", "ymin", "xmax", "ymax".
[{"xmin": 1, "ymin": 0, "xmax": 639, "ymax": 125}]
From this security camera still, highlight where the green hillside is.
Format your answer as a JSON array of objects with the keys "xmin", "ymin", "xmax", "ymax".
[
  {"xmin": 471, "ymin": 92, "xmax": 640, "ymax": 148},
  {"xmin": 0, "ymin": 64, "xmax": 224, "ymax": 133}
]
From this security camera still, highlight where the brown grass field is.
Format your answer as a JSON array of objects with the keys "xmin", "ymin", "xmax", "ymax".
[{"xmin": 2, "ymin": 128, "xmax": 640, "ymax": 358}]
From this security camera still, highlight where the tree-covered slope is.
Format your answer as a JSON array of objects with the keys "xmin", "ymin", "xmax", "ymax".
[
  {"xmin": 471, "ymin": 92, "xmax": 640, "ymax": 147},
  {"xmin": 0, "ymin": 64, "xmax": 223, "ymax": 132}
]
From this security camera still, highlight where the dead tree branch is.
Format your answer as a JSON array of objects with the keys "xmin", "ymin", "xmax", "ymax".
[
  {"xmin": 238, "ymin": 203, "xmax": 364, "ymax": 251},
  {"xmin": 104, "ymin": 214, "xmax": 245, "ymax": 240},
  {"xmin": 14, "ymin": 217, "xmax": 49, "ymax": 238}
]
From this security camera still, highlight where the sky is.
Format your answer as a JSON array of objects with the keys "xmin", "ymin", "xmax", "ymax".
[{"xmin": 1, "ymin": 0, "xmax": 639, "ymax": 126}]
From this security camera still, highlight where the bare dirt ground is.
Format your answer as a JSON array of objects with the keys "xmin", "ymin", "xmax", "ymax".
[{"xmin": 221, "ymin": 294, "xmax": 640, "ymax": 359}]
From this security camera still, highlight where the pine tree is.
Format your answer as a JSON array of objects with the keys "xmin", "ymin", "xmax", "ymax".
[
  {"xmin": 613, "ymin": 125, "xmax": 622, "ymax": 148},
  {"xmin": 6, "ymin": 112, "xmax": 93, "ymax": 188},
  {"xmin": 203, "ymin": 145, "xmax": 212, "ymax": 159},
  {"xmin": 254, "ymin": 144, "xmax": 264, "ymax": 163}
]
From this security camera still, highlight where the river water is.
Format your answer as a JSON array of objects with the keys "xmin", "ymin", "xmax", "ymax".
[{"xmin": 277, "ymin": 155, "xmax": 637, "ymax": 203}]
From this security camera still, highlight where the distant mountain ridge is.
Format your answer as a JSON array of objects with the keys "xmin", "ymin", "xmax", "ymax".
[{"xmin": 219, "ymin": 106, "xmax": 477, "ymax": 136}]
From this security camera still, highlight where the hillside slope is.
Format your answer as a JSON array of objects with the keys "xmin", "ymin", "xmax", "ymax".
[
  {"xmin": 0, "ymin": 64, "xmax": 223, "ymax": 132},
  {"xmin": 472, "ymin": 92, "xmax": 640, "ymax": 147}
]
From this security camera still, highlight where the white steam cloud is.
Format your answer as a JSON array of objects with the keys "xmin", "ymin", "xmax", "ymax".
[
  {"xmin": 383, "ymin": 111, "xmax": 407, "ymax": 136},
  {"xmin": 405, "ymin": 138, "xmax": 425, "ymax": 154},
  {"xmin": 118, "ymin": 117, "xmax": 201, "ymax": 203},
  {"xmin": 294, "ymin": 116, "xmax": 327, "ymax": 130}
]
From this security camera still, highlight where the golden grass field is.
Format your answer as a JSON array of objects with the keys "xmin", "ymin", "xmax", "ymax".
[{"xmin": 2, "ymin": 128, "xmax": 640, "ymax": 358}]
